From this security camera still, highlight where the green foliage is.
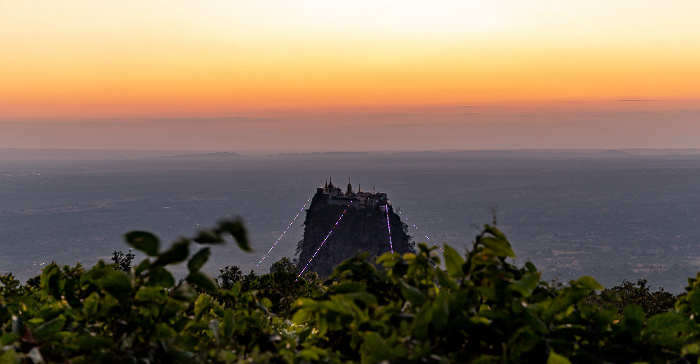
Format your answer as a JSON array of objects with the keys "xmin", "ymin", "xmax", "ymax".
[
  {"xmin": 0, "ymin": 218, "xmax": 263, "ymax": 363},
  {"xmin": 292, "ymin": 225, "xmax": 700, "ymax": 363},
  {"xmin": 3, "ymin": 220, "xmax": 700, "ymax": 363},
  {"xmin": 215, "ymin": 257, "xmax": 322, "ymax": 316}
]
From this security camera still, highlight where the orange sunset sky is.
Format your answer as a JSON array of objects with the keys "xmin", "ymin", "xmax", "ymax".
[{"xmin": 1, "ymin": 1, "xmax": 699, "ymax": 151}]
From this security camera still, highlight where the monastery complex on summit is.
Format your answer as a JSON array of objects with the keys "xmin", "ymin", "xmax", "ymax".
[{"xmin": 316, "ymin": 178, "xmax": 389, "ymax": 210}]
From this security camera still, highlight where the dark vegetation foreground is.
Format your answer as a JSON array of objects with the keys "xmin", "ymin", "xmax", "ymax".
[{"xmin": 2, "ymin": 218, "xmax": 700, "ymax": 363}]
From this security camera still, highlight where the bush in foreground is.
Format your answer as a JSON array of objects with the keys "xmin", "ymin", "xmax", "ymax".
[{"xmin": 1, "ymin": 219, "xmax": 700, "ymax": 363}]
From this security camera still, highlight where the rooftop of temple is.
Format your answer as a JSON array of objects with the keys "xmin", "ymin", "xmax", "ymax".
[{"xmin": 315, "ymin": 177, "xmax": 389, "ymax": 209}]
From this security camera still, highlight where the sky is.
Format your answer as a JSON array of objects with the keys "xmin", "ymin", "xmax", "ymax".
[{"xmin": 1, "ymin": 1, "xmax": 699, "ymax": 151}]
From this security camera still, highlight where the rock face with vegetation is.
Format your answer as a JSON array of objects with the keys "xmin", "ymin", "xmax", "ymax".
[{"xmin": 296, "ymin": 182, "xmax": 413, "ymax": 277}]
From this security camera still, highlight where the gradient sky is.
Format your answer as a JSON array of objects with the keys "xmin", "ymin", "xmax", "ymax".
[{"xmin": 1, "ymin": 1, "xmax": 699, "ymax": 150}]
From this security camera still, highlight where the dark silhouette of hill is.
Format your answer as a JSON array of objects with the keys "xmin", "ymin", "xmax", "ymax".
[{"xmin": 296, "ymin": 180, "xmax": 413, "ymax": 277}]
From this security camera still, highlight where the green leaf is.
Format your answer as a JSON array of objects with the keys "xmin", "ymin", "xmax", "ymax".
[
  {"xmin": 431, "ymin": 291, "xmax": 449, "ymax": 331},
  {"xmin": 483, "ymin": 225, "xmax": 507, "ymax": 240},
  {"xmin": 194, "ymin": 294, "xmax": 213, "ymax": 318},
  {"xmin": 479, "ymin": 236, "xmax": 516, "ymax": 258},
  {"xmin": 99, "ymin": 294, "xmax": 121, "ymax": 316},
  {"xmin": 230, "ymin": 282, "xmax": 241, "ymax": 297},
  {"xmin": 134, "ymin": 259, "xmax": 151, "ymax": 276},
  {"xmin": 622, "ymin": 304, "xmax": 645, "ymax": 333},
  {"xmin": 217, "ymin": 219, "xmax": 251, "ymax": 252},
  {"xmin": 193, "ymin": 229, "xmax": 223, "ymax": 244},
  {"xmin": 294, "ymin": 297, "xmax": 318, "ymax": 310},
  {"xmin": 547, "ymin": 350, "xmax": 572, "ymax": 364},
  {"xmin": 222, "ymin": 309, "xmax": 234, "ymax": 339},
  {"xmin": 511, "ymin": 272, "xmax": 541, "ymax": 297},
  {"xmin": 292, "ymin": 309, "xmax": 312, "ymax": 325},
  {"xmin": 412, "ymin": 302, "xmax": 433, "ymax": 340},
  {"xmin": 155, "ymin": 322, "xmax": 177, "ymax": 340},
  {"xmin": 299, "ymin": 347, "xmax": 326, "ymax": 361},
  {"xmin": 645, "ymin": 312, "xmax": 699, "ymax": 349},
  {"xmin": 344, "ymin": 292, "xmax": 378, "ymax": 307},
  {"xmin": 682, "ymin": 343, "xmax": 700, "ymax": 356},
  {"xmin": 443, "ymin": 244, "xmax": 465, "ymax": 278},
  {"xmin": 171, "ymin": 285, "xmax": 198, "ymax": 302},
  {"xmin": 402, "ymin": 252, "xmax": 417, "ymax": 261},
  {"xmin": 187, "ymin": 271, "xmax": 218, "ymax": 292},
  {"xmin": 41, "ymin": 264, "xmax": 61, "ymax": 300},
  {"xmin": 81, "ymin": 292, "xmax": 99, "ymax": 317},
  {"xmin": 124, "ymin": 231, "xmax": 160, "ymax": 256},
  {"xmin": 360, "ymin": 332, "xmax": 392, "ymax": 364},
  {"xmin": 400, "ymin": 280, "xmax": 426, "ymax": 306},
  {"xmin": 98, "ymin": 270, "xmax": 132, "ymax": 298},
  {"xmin": 0, "ymin": 333, "xmax": 20, "ymax": 346},
  {"xmin": 260, "ymin": 297, "xmax": 273, "ymax": 310},
  {"xmin": 148, "ymin": 266, "xmax": 175, "ymax": 288},
  {"xmin": 188, "ymin": 247, "xmax": 211, "ymax": 272},
  {"xmin": 154, "ymin": 240, "xmax": 189, "ymax": 266},
  {"xmin": 575, "ymin": 276, "xmax": 604, "ymax": 290},
  {"xmin": 377, "ymin": 252, "xmax": 402, "ymax": 267},
  {"xmin": 33, "ymin": 315, "xmax": 66, "ymax": 340},
  {"xmin": 208, "ymin": 319, "xmax": 220, "ymax": 340},
  {"xmin": 436, "ymin": 268, "xmax": 459, "ymax": 291},
  {"xmin": 218, "ymin": 350, "xmax": 237, "ymax": 363},
  {"xmin": 135, "ymin": 286, "xmax": 167, "ymax": 303},
  {"xmin": 0, "ymin": 348, "xmax": 20, "ymax": 364}
]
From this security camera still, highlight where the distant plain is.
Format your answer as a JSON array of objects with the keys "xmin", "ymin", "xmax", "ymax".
[{"xmin": 1, "ymin": 149, "xmax": 699, "ymax": 292}]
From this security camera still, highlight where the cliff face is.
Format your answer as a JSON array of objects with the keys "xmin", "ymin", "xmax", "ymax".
[{"xmin": 296, "ymin": 189, "xmax": 413, "ymax": 277}]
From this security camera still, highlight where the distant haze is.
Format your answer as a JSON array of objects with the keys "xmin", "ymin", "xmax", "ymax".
[{"xmin": 1, "ymin": 100, "xmax": 699, "ymax": 151}]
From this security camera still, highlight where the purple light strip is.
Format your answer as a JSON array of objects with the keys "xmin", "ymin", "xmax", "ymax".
[
  {"xmin": 401, "ymin": 214, "xmax": 443, "ymax": 252},
  {"xmin": 256, "ymin": 198, "xmax": 310, "ymax": 267},
  {"xmin": 385, "ymin": 204, "xmax": 394, "ymax": 254},
  {"xmin": 297, "ymin": 205, "xmax": 349, "ymax": 279}
]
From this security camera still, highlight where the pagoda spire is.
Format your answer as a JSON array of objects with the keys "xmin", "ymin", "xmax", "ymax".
[{"xmin": 346, "ymin": 178, "xmax": 353, "ymax": 195}]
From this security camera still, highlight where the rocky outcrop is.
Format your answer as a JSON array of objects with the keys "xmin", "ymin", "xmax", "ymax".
[{"xmin": 296, "ymin": 188, "xmax": 413, "ymax": 277}]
